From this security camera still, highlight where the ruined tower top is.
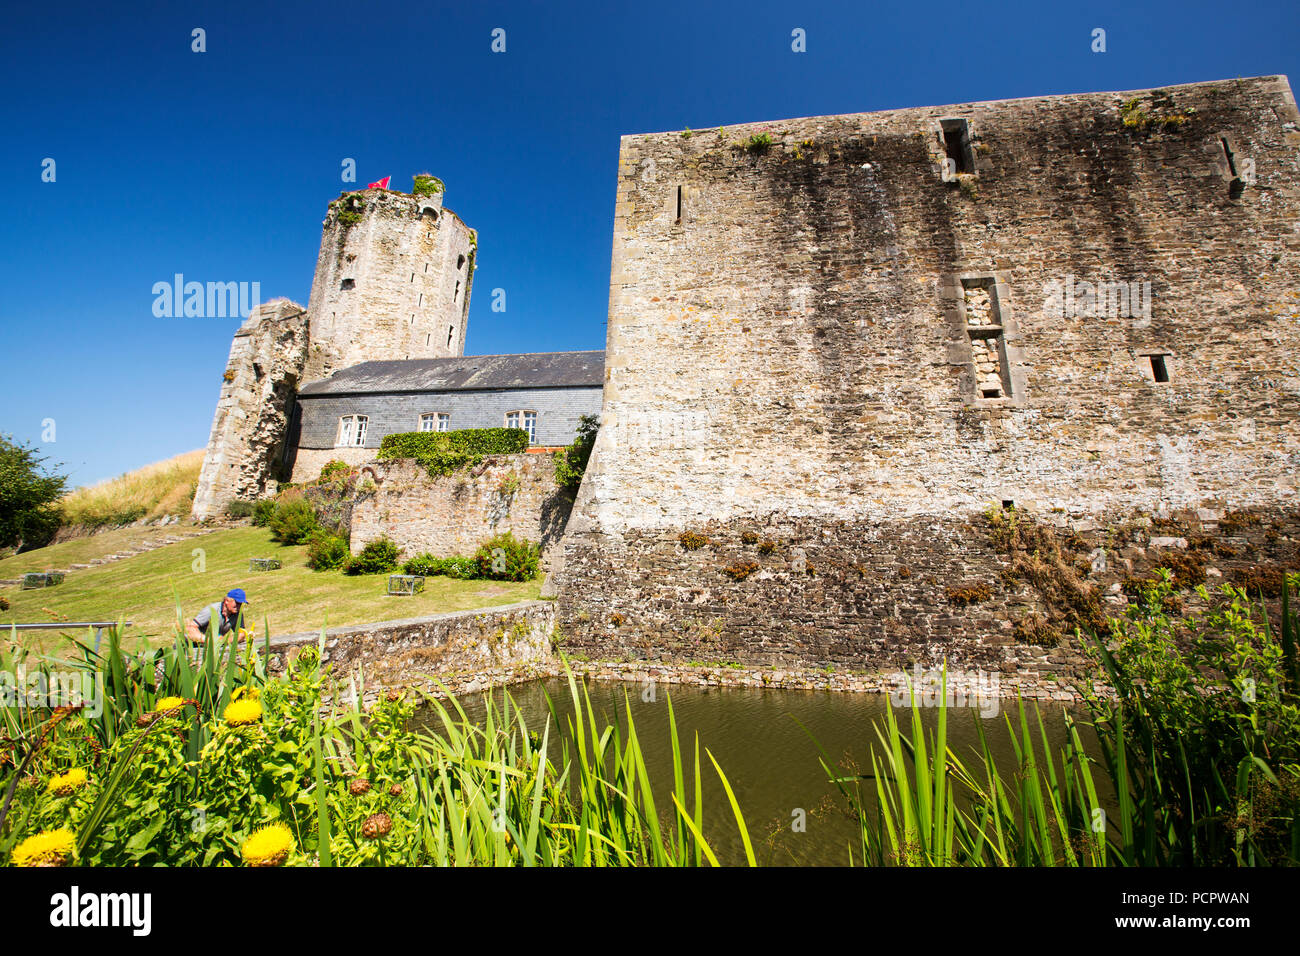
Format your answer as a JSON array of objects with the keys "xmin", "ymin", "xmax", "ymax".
[{"xmin": 301, "ymin": 177, "xmax": 477, "ymax": 383}]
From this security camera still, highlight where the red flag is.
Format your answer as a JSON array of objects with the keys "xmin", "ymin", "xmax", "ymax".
[{"xmin": 367, "ymin": 176, "xmax": 391, "ymax": 190}]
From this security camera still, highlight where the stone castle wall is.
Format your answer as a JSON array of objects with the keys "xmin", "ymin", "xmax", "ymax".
[
  {"xmin": 349, "ymin": 454, "xmax": 573, "ymax": 568},
  {"xmin": 191, "ymin": 300, "xmax": 310, "ymax": 518},
  {"xmin": 556, "ymin": 76, "xmax": 1300, "ymax": 672}
]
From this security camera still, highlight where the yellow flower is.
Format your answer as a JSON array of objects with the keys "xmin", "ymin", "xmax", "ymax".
[
  {"xmin": 12, "ymin": 829, "xmax": 76, "ymax": 867},
  {"xmin": 223, "ymin": 698, "xmax": 263, "ymax": 726},
  {"xmin": 241, "ymin": 823, "xmax": 293, "ymax": 867},
  {"xmin": 231, "ymin": 686, "xmax": 260, "ymax": 702},
  {"xmin": 46, "ymin": 768, "xmax": 89, "ymax": 797},
  {"xmin": 153, "ymin": 696, "xmax": 185, "ymax": 713}
]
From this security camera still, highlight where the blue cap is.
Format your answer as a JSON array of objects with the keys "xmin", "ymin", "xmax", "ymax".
[{"xmin": 227, "ymin": 588, "xmax": 250, "ymax": 605}]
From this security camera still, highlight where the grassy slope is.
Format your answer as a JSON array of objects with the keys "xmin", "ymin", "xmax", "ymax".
[
  {"xmin": 0, "ymin": 525, "xmax": 210, "ymax": 579},
  {"xmin": 58, "ymin": 449, "xmax": 204, "ymax": 527},
  {"xmin": 1, "ymin": 526, "xmax": 541, "ymax": 655}
]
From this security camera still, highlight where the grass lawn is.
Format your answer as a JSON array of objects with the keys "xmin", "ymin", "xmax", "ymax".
[
  {"xmin": 1, "ymin": 527, "xmax": 542, "ymax": 656},
  {"xmin": 0, "ymin": 524, "xmax": 213, "ymax": 580}
]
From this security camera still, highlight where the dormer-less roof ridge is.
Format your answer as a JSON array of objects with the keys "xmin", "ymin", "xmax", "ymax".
[{"xmin": 298, "ymin": 350, "xmax": 606, "ymax": 395}]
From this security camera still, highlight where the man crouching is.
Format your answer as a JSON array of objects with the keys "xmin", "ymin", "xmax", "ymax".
[{"xmin": 186, "ymin": 588, "xmax": 251, "ymax": 646}]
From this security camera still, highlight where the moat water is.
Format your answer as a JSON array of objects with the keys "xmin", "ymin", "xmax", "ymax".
[{"xmin": 416, "ymin": 677, "xmax": 1108, "ymax": 866}]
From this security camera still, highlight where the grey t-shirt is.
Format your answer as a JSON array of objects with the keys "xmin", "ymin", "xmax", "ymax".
[{"xmin": 192, "ymin": 602, "xmax": 238, "ymax": 637}]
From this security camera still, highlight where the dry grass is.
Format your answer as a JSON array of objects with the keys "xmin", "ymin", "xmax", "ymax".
[{"xmin": 58, "ymin": 449, "xmax": 204, "ymax": 528}]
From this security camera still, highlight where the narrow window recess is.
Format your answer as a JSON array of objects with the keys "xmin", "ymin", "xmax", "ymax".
[
  {"xmin": 424, "ymin": 263, "xmax": 429, "ymax": 273},
  {"xmin": 425, "ymin": 333, "xmax": 431, "ymax": 346},
  {"xmin": 1148, "ymin": 353, "xmax": 1171, "ymax": 382},
  {"xmin": 340, "ymin": 278, "xmax": 355, "ymax": 290},
  {"xmin": 1001, "ymin": 499, "xmax": 1015, "ymax": 510},
  {"xmin": 454, "ymin": 280, "xmax": 461, "ymax": 302},
  {"xmin": 1221, "ymin": 137, "xmax": 1246, "ymax": 198},
  {"xmin": 1220, "ymin": 138, "xmax": 1239, "ymax": 178},
  {"xmin": 409, "ymin": 314, "xmax": 415, "ymax": 325},
  {"xmin": 941, "ymin": 119, "xmax": 975, "ymax": 175},
  {"xmin": 675, "ymin": 186, "xmax": 683, "ymax": 224},
  {"xmin": 417, "ymin": 292, "xmax": 423, "ymax": 307},
  {"xmin": 446, "ymin": 325, "xmax": 454, "ymax": 347},
  {"xmin": 410, "ymin": 273, "xmax": 415, "ymax": 283},
  {"xmin": 962, "ymin": 278, "xmax": 1011, "ymax": 399},
  {"xmin": 457, "ymin": 254, "xmax": 466, "ymax": 270}
]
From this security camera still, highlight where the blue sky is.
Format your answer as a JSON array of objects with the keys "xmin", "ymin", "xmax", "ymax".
[{"xmin": 2, "ymin": 0, "xmax": 1296, "ymax": 488}]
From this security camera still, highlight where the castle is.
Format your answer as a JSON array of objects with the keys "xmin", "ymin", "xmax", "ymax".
[
  {"xmin": 197, "ymin": 76, "xmax": 1300, "ymax": 681},
  {"xmin": 191, "ymin": 180, "xmax": 602, "ymax": 520}
]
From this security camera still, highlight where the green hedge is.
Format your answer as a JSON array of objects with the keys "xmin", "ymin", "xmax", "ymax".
[
  {"xmin": 378, "ymin": 428, "xmax": 530, "ymax": 477},
  {"xmin": 402, "ymin": 553, "xmax": 479, "ymax": 580}
]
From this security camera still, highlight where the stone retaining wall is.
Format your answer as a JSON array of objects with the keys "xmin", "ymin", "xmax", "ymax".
[
  {"xmin": 266, "ymin": 600, "xmax": 556, "ymax": 694},
  {"xmin": 556, "ymin": 506, "xmax": 1300, "ymax": 683},
  {"xmin": 348, "ymin": 454, "xmax": 573, "ymax": 569}
]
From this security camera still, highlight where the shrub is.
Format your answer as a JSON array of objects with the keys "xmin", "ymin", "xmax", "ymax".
[
  {"xmin": 678, "ymin": 531, "xmax": 709, "ymax": 551},
  {"xmin": 268, "ymin": 500, "xmax": 318, "ymax": 545},
  {"xmin": 403, "ymin": 553, "xmax": 479, "ymax": 579},
  {"xmin": 225, "ymin": 499, "xmax": 255, "ymax": 519},
  {"xmin": 411, "ymin": 174, "xmax": 445, "ymax": 197},
  {"xmin": 378, "ymin": 428, "xmax": 529, "ymax": 478},
  {"xmin": 319, "ymin": 460, "xmax": 352, "ymax": 481},
  {"xmin": 306, "ymin": 531, "xmax": 350, "ymax": 572},
  {"xmin": 1086, "ymin": 574, "xmax": 1300, "ymax": 865},
  {"xmin": 722, "ymin": 561, "xmax": 760, "ymax": 581},
  {"xmin": 945, "ymin": 583, "xmax": 992, "ymax": 605},
  {"xmin": 345, "ymin": 537, "xmax": 401, "ymax": 575},
  {"xmin": 555, "ymin": 414, "xmax": 599, "ymax": 494},
  {"xmin": 252, "ymin": 499, "xmax": 277, "ymax": 527},
  {"xmin": 474, "ymin": 532, "xmax": 539, "ymax": 582}
]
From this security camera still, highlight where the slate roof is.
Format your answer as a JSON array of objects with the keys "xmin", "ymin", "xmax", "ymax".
[{"xmin": 298, "ymin": 350, "xmax": 605, "ymax": 396}]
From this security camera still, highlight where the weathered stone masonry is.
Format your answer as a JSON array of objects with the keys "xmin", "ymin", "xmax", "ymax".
[
  {"xmin": 348, "ymin": 453, "xmax": 574, "ymax": 569},
  {"xmin": 556, "ymin": 76, "xmax": 1300, "ymax": 676},
  {"xmin": 193, "ymin": 184, "xmax": 476, "ymax": 519}
]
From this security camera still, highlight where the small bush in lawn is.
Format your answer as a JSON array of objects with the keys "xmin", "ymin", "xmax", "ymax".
[
  {"xmin": 269, "ymin": 500, "xmax": 318, "ymax": 545},
  {"xmin": 345, "ymin": 537, "xmax": 401, "ymax": 575},
  {"xmin": 225, "ymin": 499, "xmax": 256, "ymax": 519},
  {"xmin": 306, "ymin": 531, "xmax": 350, "ymax": 571},
  {"xmin": 474, "ymin": 532, "xmax": 539, "ymax": 582},
  {"xmin": 252, "ymin": 499, "xmax": 277, "ymax": 527}
]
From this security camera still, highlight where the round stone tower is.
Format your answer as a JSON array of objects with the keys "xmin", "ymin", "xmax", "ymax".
[{"xmin": 302, "ymin": 178, "xmax": 477, "ymax": 383}]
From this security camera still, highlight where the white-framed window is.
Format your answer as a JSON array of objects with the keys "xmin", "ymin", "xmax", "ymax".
[
  {"xmin": 506, "ymin": 410, "xmax": 537, "ymax": 444},
  {"xmin": 419, "ymin": 413, "xmax": 450, "ymax": 433},
  {"xmin": 337, "ymin": 415, "xmax": 368, "ymax": 447}
]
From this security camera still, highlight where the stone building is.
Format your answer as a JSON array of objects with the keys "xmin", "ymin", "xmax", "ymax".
[
  {"xmin": 286, "ymin": 350, "xmax": 604, "ymax": 482},
  {"xmin": 554, "ymin": 76, "xmax": 1300, "ymax": 678},
  {"xmin": 192, "ymin": 178, "xmax": 600, "ymax": 518}
]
